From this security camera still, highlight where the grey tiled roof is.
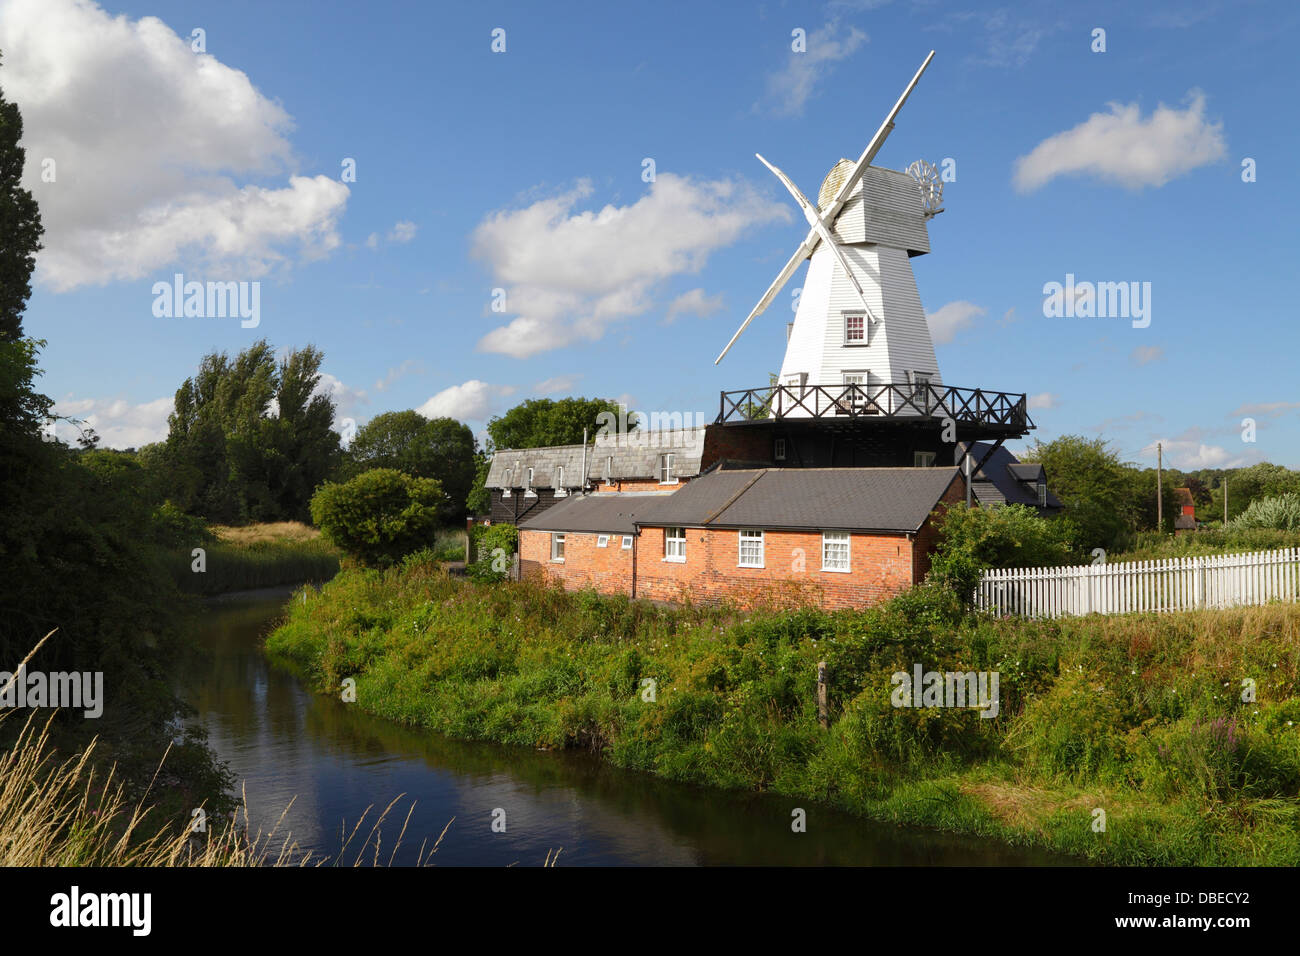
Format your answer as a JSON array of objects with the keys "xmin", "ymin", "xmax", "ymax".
[
  {"xmin": 968, "ymin": 443, "xmax": 1062, "ymax": 510},
  {"xmin": 486, "ymin": 426, "xmax": 707, "ymax": 489},
  {"xmin": 637, "ymin": 467, "xmax": 961, "ymax": 533},
  {"xmin": 517, "ymin": 492, "xmax": 673, "ymax": 534}
]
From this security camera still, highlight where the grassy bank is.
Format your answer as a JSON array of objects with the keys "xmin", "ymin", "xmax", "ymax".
[
  {"xmin": 266, "ymin": 560, "xmax": 1300, "ymax": 865},
  {"xmin": 1112, "ymin": 527, "xmax": 1300, "ymax": 562},
  {"xmin": 169, "ymin": 522, "xmax": 341, "ymax": 596}
]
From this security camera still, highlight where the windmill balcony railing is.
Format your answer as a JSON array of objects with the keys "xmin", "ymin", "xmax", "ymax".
[{"xmin": 715, "ymin": 382, "xmax": 1033, "ymax": 429}]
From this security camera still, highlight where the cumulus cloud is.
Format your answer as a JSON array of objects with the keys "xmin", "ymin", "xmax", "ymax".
[
  {"xmin": 1130, "ymin": 345, "xmax": 1165, "ymax": 366},
  {"xmin": 387, "ymin": 220, "xmax": 417, "ymax": 243},
  {"xmin": 762, "ymin": 21, "xmax": 867, "ymax": 117},
  {"xmin": 472, "ymin": 174, "xmax": 788, "ymax": 358},
  {"xmin": 1013, "ymin": 91, "xmax": 1226, "ymax": 192},
  {"xmin": 1232, "ymin": 401, "xmax": 1300, "ymax": 419},
  {"xmin": 1028, "ymin": 392, "xmax": 1058, "ymax": 410},
  {"xmin": 52, "ymin": 395, "xmax": 172, "ymax": 449},
  {"xmin": 313, "ymin": 373, "xmax": 368, "ymax": 421},
  {"xmin": 1140, "ymin": 439, "xmax": 1238, "ymax": 469},
  {"xmin": 665, "ymin": 288, "xmax": 725, "ymax": 323},
  {"xmin": 926, "ymin": 300, "xmax": 985, "ymax": 344},
  {"xmin": 533, "ymin": 375, "xmax": 582, "ymax": 396},
  {"xmin": 3, "ymin": 0, "xmax": 349, "ymax": 290},
  {"xmin": 374, "ymin": 359, "xmax": 424, "ymax": 392},
  {"xmin": 417, "ymin": 380, "xmax": 516, "ymax": 422}
]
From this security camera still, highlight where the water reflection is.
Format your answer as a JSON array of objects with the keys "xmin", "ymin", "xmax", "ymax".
[{"xmin": 177, "ymin": 589, "xmax": 1073, "ymax": 867}]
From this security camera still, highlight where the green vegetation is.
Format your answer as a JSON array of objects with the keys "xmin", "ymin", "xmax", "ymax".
[
  {"xmin": 1112, "ymin": 527, "xmax": 1300, "ymax": 563},
  {"xmin": 467, "ymin": 523, "xmax": 519, "ymax": 581},
  {"xmin": 170, "ymin": 522, "xmax": 341, "ymax": 596},
  {"xmin": 929, "ymin": 503, "xmax": 1075, "ymax": 596},
  {"xmin": 267, "ymin": 563, "xmax": 1300, "ymax": 865},
  {"xmin": 344, "ymin": 411, "xmax": 476, "ymax": 524},
  {"xmin": 1229, "ymin": 493, "xmax": 1300, "ymax": 532},
  {"xmin": 310, "ymin": 468, "xmax": 444, "ymax": 568}
]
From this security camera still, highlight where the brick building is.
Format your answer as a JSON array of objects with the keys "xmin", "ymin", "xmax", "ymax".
[{"xmin": 518, "ymin": 466, "xmax": 964, "ymax": 610}]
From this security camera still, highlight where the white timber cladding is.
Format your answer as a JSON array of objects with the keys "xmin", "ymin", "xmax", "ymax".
[{"xmin": 773, "ymin": 163, "xmax": 940, "ymax": 420}]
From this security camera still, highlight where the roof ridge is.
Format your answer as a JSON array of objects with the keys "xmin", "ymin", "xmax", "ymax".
[{"xmin": 701, "ymin": 469, "xmax": 767, "ymax": 525}]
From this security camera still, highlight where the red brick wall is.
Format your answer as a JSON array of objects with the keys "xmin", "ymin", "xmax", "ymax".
[
  {"xmin": 592, "ymin": 478, "xmax": 686, "ymax": 494},
  {"xmin": 519, "ymin": 528, "xmax": 634, "ymax": 595},
  {"xmin": 635, "ymin": 525, "xmax": 916, "ymax": 611},
  {"xmin": 912, "ymin": 474, "xmax": 966, "ymax": 583}
]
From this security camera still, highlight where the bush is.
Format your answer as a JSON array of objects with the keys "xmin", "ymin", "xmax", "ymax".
[
  {"xmin": 928, "ymin": 503, "xmax": 1075, "ymax": 600},
  {"xmin": 1228, "ymin": 494, "xmax": 1300, "ymax": 532},
  {"xmin": 467, "ymin": 523, "xmax": 519, "ymax": 581},
  {"xmin": 309, "ymin": 468, "xmax": 443, "ymax": 567}
]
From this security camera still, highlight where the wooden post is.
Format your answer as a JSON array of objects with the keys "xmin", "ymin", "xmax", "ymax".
[
  {"xmin": 1156, "ymin": 442, "xmax": 1163, "ymax": 531},
  {"xmin": 1224, "ymin": 478, "xmax": 1228, "ymax": 525},
  {"xmin": 465, "ymin": 517, "xmax": 474, "ymax": 564},
  {"xmin": 817, "ymin": 661, "xmax": 829, "ymax": 729}
]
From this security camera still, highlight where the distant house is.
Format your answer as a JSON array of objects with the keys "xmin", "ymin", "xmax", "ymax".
[
  {"xmin": 967, "ymin": 443, "xmax": 1063, "ymax": 516},
  {"xmin": 1174, "ymin": 487, "xmax": 1197, "ymax": 533},
  {"xmin": 518, "ymin": 467, "xmax": 964, "ymax": 610}
]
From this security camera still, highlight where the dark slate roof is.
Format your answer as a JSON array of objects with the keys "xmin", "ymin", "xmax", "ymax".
[
  {"xmin": 1175, "ymin": 514, "xmax": 1197, "ymax": 530},
  {"xmin": 516, "ymin": 492, "xmax": 673, "ymax": 534},
  {"xmin": 486, "ymin": 426, "xmax": 707, "ymax": 489},
  {"xmin": 968, "ymin": 443, "xmax": 1063, "ymax": 511},
  {"xmin": 637, "ymin": 468, "xmax": 960, "ymax": 533}
]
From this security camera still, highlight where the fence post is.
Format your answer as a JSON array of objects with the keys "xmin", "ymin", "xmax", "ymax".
[
  {"xmin": 817, "ymin": 661, "xmax": 829, "ymax": 729},
  {"xmin": 1194, "ymin": 556, "xmax": 1205, "ymax": 608}
]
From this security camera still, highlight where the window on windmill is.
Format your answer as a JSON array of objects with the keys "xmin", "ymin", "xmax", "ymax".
[
  {"xmin": 844, "ymin": 313, "xmax": 866, "ymax": 345},
  {"xmin": 914, "ymin": 451, "xmax": 936, "ymax": 467},
  {"xmin": 659, "ymin": 453, "xmax": 676, "ymax": 483},
  {"xmin": 774, "ymin": 438, "xmax": 787, "ymax": 461},
  {"xmin": 665, "ymin": 527, "xmax": 686, "ymax": 562},
  {"xmin": 822, "ymin": 532, "xmax": 850, "ymax": 572},
  {"xmin": 738, "ymin": 529, "xmax": 765, "ymax": 568}
]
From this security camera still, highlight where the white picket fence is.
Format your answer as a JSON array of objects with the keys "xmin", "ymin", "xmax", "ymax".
[{"xmin": 975, "ymin": 547, "xmax": 1300, "ymax": 619}]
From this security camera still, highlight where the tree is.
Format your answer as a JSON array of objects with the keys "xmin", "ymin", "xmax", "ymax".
[
  {"xmin": 0, "ymin": 57, "xmax": 42, "ymax": 346},
  {"xmin": 310, "ymin": 468, "xmax": 444, "ymax": 567},
  {"xmin": 345, "ymin": 410, "xmax": 476, "ymax": 522},
  {"xmin": 1022, "ymin": 435, "xmax": 1131, "ymax": 551},
  {"xmin": 160, "ymin": 340, "xmax": 341, "ymax": 522},
  {"xmin": 486, "ymin": 397, "xmax": 631, "ymax": 450}
]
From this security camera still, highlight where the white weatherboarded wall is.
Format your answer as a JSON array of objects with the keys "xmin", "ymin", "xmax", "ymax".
[{"xmin": 976, "ymin": 548, "xmax": 1300, "ymax": 619}]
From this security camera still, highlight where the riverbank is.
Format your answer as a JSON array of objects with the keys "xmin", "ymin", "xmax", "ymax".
[
  {"xmin": 170, "ymin": 522, "xmax": 340, "ymax": 596},
  {"xmin": 266, "ymin": 559, "xmax": 1300, "ymax": 865}
]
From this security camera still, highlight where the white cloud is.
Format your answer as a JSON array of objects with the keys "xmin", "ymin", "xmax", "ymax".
[
  {"xmin": 1013, "ymin": 91, "xmax": 1226, "ymax": 192},
  {"xmin": 3, "ymin": 0, "xmax": 349, "ymax": 290},
  {"xmin": 1140, "ymin": 439, "xmax": 1239, "ymax": 469},
  {"xmin": 417, "ymin": 380, "xmax": 516, "ymax": 422},
  {"xmin": 374, "ymin": 359, "xmax": 424, "ymax": 392},
  {"xmin": 926, "ymin": 300, "xmax": 985, "ymax": 344},
  {"xmin": 387, "ymin": 220, "xmax": 417, "ymax": 243},
  {"xmin": 1232, "ymin": 401, "xmax": 1300, "ymax": 419},
  {"xmin": 665, "ymin": 288, "xmax": 725, "ymax": 323},
  {"xmin": 533, "ymin": 375, "xmax": 582, "ymax": 396},
  {"xmin": 313, "ymin": 373, "xmax": 368, "ymax": 420},
  {"xmin": 365, "ymin": 233, "xmax": 380, "ymax": 250},
  {"xmin": 763, "ymin": 21, "xmax": 867, "ymax": 117},
  {"xmin": 1130, "ymin": 345, "xmax": 1165, "ymax": 366},
  {"xmin": 52, "ymin": 395, "xmax": 172, "ymax": 449},
  {"xmin": 472, "ymin": 174, "xmax": 788, "ymax": 358},
  {"xmin": 1028, "ymin": 392, "xmax": 1058, "ymax": 410}
]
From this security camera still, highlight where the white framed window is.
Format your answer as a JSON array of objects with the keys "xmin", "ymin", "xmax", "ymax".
[
  {"xmin": 774, "ymin": 438, "xmax": 786, "ymax": 461},
  {"xmin": 551, "ymin": 533, "xmax": 565, "ymax": 562},
  {"xmin": 911, "ymin": 371, "xmax": 933, "ymax": 412},
  {"xmin": 659, "ymin": 453, "xmax": 676, "ymax": 484},
  {"xmin": 822, "ymin": 532, "xmax": 850, "ymax": 572},
  {"xmin": 502, "ymin": 468, "xmax": 512, "ymax": 498},
  {"xmin": 665, "ymin": 527, "xmax": 686, "ymax": 562},
  {"xmin": 1037, "ymin": 481, "xmax": 1048, "ymax": 508},
  {"xmin": 738, "ymin": 530, "xmax": 764, "ymax": 568},
  {"xmin": 525, "ymin": 467, "xmax": 536, "ymax": 497},
  {"xmin": 914, "ymin": 451, "xmax": 937, "ymax": 467},
  {"xmin": 604, "ymin": 456, "xmax": 614, "ymax": 486},
  {"xmin": 844, "ymin": 312, "xmax": 866, "ymax": 345},
  {"xmin": 597, "ymin": 534, "xmax": 609, "ymax": 548},
  {"xmin": 621, "ymin": 535, "xmax": 633, "ymax": 550}
]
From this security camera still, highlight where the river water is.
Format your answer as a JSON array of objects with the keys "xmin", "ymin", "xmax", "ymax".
[{"xmin": 176, "ymin": 588, "xmax": 1070, "ymax": 866}]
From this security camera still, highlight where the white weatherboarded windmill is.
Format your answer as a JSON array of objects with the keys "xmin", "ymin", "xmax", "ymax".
[{"xmin": 716, "ymin": 51, "xmax": 946, "ymax": 420}]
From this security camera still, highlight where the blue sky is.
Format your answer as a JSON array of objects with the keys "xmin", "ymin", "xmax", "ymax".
[{"xmin": 5, "ymin": 0, "xmax": 1297, "ymax": 468}]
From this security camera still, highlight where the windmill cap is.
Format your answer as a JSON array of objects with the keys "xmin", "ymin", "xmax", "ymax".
[{"xmin": 818, "ymin": 158, "xmax": 855, "ymax": 211}]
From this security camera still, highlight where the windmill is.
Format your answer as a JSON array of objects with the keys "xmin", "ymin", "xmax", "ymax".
[{"xmin": 716, "ymin": 51, "xmax": 945, "ymax": 420}]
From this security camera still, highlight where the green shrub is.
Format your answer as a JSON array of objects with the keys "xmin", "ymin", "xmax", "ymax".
[
  {"xmin": 928, "ymin": 503, "xmax": 1076, "ymax": 600},
  {"xmin": 309, "ymin": 468, "xmax": 443, "ymax": 567},
  {"xmin": 1228, "ymin": 494, "xmax": 1300, "ymax": 532},
  {"xmin": 467, "ymin": 523, "xmax": 519, "ymax": 581}
]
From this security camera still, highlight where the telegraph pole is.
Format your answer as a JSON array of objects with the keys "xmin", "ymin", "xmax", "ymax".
[
  {"xmin": 1156, "ymin": 443, "xmax": 1163, "ymax": 531},
  {"xmin": 1224, "ymin": 477, "xmax": 1228, "ymax": 524}
]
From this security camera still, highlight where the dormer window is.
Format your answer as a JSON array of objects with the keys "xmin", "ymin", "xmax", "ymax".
[
  {"xmin": 1037, "ymin": 480, "xmax": 1048, "ymax": 508},
  {"xmin": 502, "ymin": 468, "xmax": 512, "ymax": 498},
  {"xmin": 659, "ymin": 453, "xmax": 676, "ymax": 484},
  {"xmin": 524, "ymin": 467, "xmax": 536, "ymax": 498},
  {"xmin": 604, "ymin": 456, "xmax": 614, "ymax": 486}
]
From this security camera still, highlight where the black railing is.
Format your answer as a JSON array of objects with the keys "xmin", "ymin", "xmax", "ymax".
[{"xmin": 716, "ymin": 382, "xmax": 1033, "ymax": 430}]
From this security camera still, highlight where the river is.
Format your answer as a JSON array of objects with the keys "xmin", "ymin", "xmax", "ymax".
[{"xmin": 176, "ymin": 587, "xmax": 1072, "ymax": 866}]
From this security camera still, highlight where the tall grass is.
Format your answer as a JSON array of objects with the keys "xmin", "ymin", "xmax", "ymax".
[
  {"xmin": 266, "ymin": 560, "xmax": 1300, "ymax": 865},
  {"xmin": 1112, "ymin": 526, "xmax": 1300, "ymax": 562},
  {"xmin": 169, "ymin": 522, "xmax": 341, "ymax": 596}
]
